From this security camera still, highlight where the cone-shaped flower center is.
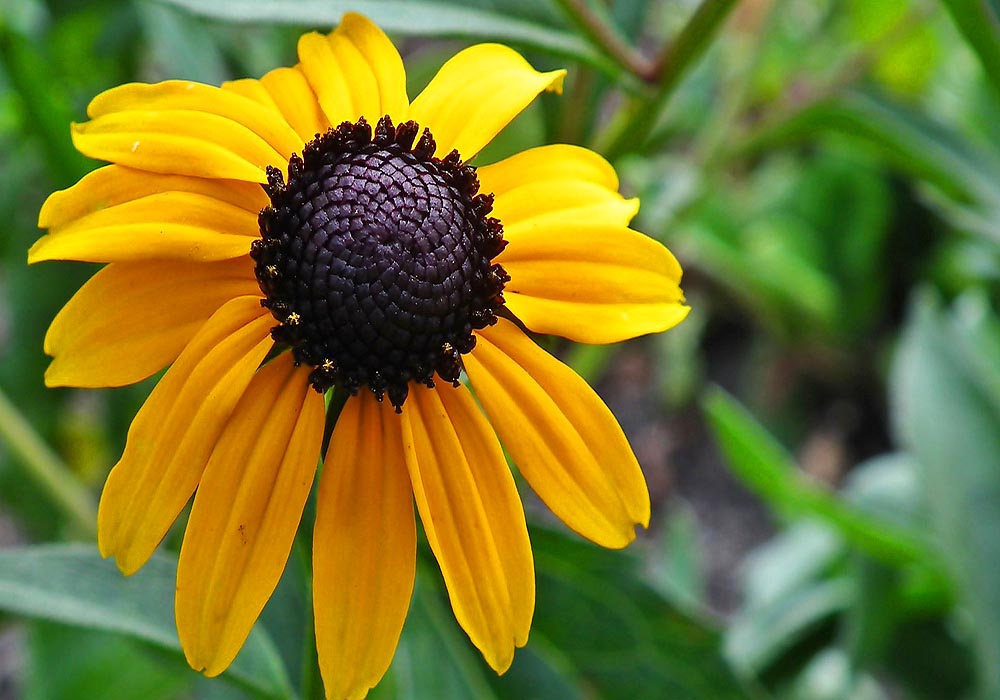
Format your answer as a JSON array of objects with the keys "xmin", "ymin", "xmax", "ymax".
[{"xmin": 251, "ymin": 116, "xmax": 509, "ymax": 410}]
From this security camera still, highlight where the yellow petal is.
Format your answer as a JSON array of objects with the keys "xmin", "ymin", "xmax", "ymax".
[
  {"xmin": 401, "ymin": 383, "xmax": 533, "ymax": 672},
  {"xmin": 72, "ymin": 111, "xmax": 278, "ymax": 182},
  {"xmin": 335, "ymin": 13, "xmax": 408, "ymax": 121},
  {"xmin": 297, "ymin": 14, "xmax": 407, "ymax": 127},
  {"xmin": 37, "ymin": 164, "xmax": 266, "ymax": 231},
  {"xmin": 88, "ymin": 81, "xmax": 303, "ymax": 160},
  {"xmin": 44, "ymin": 257, "xmax": 259, "ymax": 388},
  {"xmin": 477, "ymin": 144, "xmax": 637, "ymax": 228},
  {"xmin": 477, "ymin": 144, "xmax": 621, "ymax": 195},
  {"xmin": 495, "ymin": 180, "xmax": 638, "ymax": 229},
  {"xmin": 177, "ymin": 354, "xmax": 324, "ymax": 676},
  {"xmin": 97, "ymin": 296, "xmax": 274, "ymax": 575},
  {"xmin": 408, "ymin": 44, "xmax": 565, "ymax": 160},
  {"xmin": 313, "ymin": 393, "xmax": 415, "ymax": 700},
  {"xmin": 259, "ymin": 67, "xmax": 331, "ymax": 143},
  {"xmin": 464, "ymin": 318, "xmax": 650, "ymax": 549},
  {"xmin": 499, "ymin": 222, "xmax": 689, "ymax": 344},
  {"xmin": 29, "ymin": 191, "xmax": 260, "ymax": 264},
  {"xmin": 222, "ymin": 77, "xmax": 282, "ymax": 110}
]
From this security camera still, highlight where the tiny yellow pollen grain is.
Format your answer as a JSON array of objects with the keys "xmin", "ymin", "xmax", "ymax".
[{"xmin": 286, "ymin": 312, "xmax": 301, "ymax": 325}]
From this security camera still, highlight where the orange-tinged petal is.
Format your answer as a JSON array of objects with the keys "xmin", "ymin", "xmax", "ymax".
[
  {"xmin": 298, "ymin": 14, "xmax": 407, "ymax": 128},
  {"xmin": 499, "ymin": 222, "xmax": 688, "ymax": 344},
  {"xmin": 259, "ymin": 67, "xmax": 330, "ymax": 143},
  {"xmin": 177, "ymin": 354, "xmax": 324, "ymax": 676},
  {"xmin": 88, "ymin": 81, "xmax": 303, "ymax": 160},
  {"xmin": 37, "ymin": 165, "xmax": 266, "ymax": 230},
  {"xmin": 97, "ymin": 296, "xmax": 273, "ymax": 575},
  {"xmin": 29, "ymin": 191, "xmax": 260, "ymax": 264},
  {"xmin": 464, "ymin": 319, "xmax": 650, "ymax": 549},
  {"xmin": 72, "ymin": 111, "xmax": 277, "ymax": 182},
  {"xmin": 44, "ymin": 257, "xmax": 259, "ymax": 388},
  {"xmin": 408, "ymin": 44, "xmax": 565, "ymax": 160},
  {"xmin": 401, "ymin": 383, "xmax": 533, "ymax": 672},
  {"xmin": 313, "ymin": 393, "xmax": 415, "ymax": 700}
]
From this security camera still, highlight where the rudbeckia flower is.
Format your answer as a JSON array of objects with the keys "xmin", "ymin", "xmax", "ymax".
[{"xmin": 30, "ymin": 13, "xmax": 688, "ymax": 700}]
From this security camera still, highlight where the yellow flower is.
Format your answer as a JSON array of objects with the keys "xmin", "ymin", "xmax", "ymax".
[{"xmin": 30, "ymin": 13, "xmax": 688, "ymax": 700}]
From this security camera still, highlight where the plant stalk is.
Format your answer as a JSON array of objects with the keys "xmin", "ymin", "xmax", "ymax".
[{"xmin": 0, "ymin": 385, "xmax": 97, "ymax": 536}]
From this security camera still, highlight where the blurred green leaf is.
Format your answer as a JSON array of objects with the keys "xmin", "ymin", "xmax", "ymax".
[
  {"xmin": 884, "ymin": 617, "xmax": 976, "ymax": 700},
  {"xmin": 0, "ymin": 544, "xmax": 295, "ymax": 699},
  {"xmin": 136, "ymin": 3, "xmax": 229, "ymax": 83},
  {"xmin": 727, "ymin": 578, "xmax": 851, "ymax": 677},
  {"xmin": 786, "ymin": 648, "xmax": 889, "ymax": 700},
  {"xmin": 156, "ymin": 0, "xmax": 618, "ymax": 75},
  {"xmin": 528, "ymin": 527, "xmax": 760, "ymax": 700},
  {"xmin": 891, "ymin": 290, "xmax": 1000, "ymax": 699},
  {"xmin": 746, "ymin": 91, "xmax": 1000, "ymax": 244},
  {"xmin": 26, "ymin": 622, "xmax": 191, "ymax": 700},
  {"xmin": 726, "ymin": 522, "xmax": 846, "ymax": 675},
  {"xmin": 0, "ymin": 26, "xmax": 92, "ymax": 185},
  {"xmin": 374, "ymin": 574, "xmax": 499, "ymax": 700},
  {"xmin": 645, "ymin": 502, "xmax": 704, "ymax": 608},
  {"xmin": 702, "ymin": 387, "xmax": 944, "ymax": 569},
  {"xmin": 846, "ymin": 0, "xmax": 938, "ymax": 96},
  {"xmin": 938, "ymin": 0, "xmax": 1000, "ymax": 100}
]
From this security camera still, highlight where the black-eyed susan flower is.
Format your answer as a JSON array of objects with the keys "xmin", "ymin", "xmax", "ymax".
[{"xmin": 30, "ymin": 13, "xmax": 688, "ymax": 700}]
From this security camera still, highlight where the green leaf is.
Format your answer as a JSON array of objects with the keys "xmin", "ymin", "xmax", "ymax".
[
  {"xmin": 376, "ymin": 573, "xmax": 499, "ymax": 700},
  {"xmin": 26, "ymin": 622, "xmax": 192, "ymax": 700},
  {"xmin": 938, "ymin": 0, "xmax": 1000, "ymax": 101},
  {"xmin": 726, "ymin": 577, "xmax": 852, "ymax": 676},
  {"xmin": 0, "ymin": 544, "xmax": 295, "ymax": 699},
  {"xmin": 702, "ymin": 386, "xmax": 943, "ymax": 569},
  {"xmin": 890, "ymin": 290, "xmax": 1000, "ymax": 699},
  {"xmin": 726, "ymin": 522, "xmax": 846, "ymax": 675},
  {"xmin": 645, "ymin": 502, "xmax": 705, "ymax": 608},
  {"xmin": 136, "ymin": 3, "xmax": 230, "ymax": 84},
  {"xmin": 528, "ymin": 527, "xmax": 760, "ymax": 700},
  {"xmin": 155, "ymin": 0, "xmax": 618, "ymax": 75},
  {"xmin": 743, "ymin": 91, "xmax": 1000, "ymax": 244}
]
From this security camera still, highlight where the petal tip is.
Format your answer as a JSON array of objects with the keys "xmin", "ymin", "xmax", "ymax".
[
  {"xmin": 338, "ymin": 11, "xmax": 378, "ymax": 33},
  {"xmin": 26, "ymin": 238, "xmax": 48, "ymax": 265},
  {"xmin": 545, "ymin": 69, "xmax": 568, "ymax": 95},
  {"xmin": 42, "ymin": 365, "xmax": 63, "ymax": 388}
]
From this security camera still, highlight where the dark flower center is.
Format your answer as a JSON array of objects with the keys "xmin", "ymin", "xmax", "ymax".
[{"xmin": 250, "ymin": 115, "xmax": 508, "ymax": 411}]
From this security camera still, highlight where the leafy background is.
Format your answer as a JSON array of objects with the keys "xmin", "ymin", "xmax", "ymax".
[{"xmin": 1, "ymin": 0, "xmax": 999, "ymax": 698}]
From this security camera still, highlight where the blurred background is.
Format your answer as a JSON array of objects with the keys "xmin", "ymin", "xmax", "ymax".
[{"xmin": 1, "ymin": 0, "xmax": 999, "ymax": 698}]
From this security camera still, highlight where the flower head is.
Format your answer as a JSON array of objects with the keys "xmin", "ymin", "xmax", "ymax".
[{"xmin": 31, "ymin": 14, "xmax": 688, "ymax": 700}]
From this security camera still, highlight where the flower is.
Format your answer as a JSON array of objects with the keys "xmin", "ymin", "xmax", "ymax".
[{"xmin": 30, "ymin": 13, "xmax": 688, "ymax": 700}]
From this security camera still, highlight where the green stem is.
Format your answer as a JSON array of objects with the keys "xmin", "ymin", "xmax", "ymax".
[
  {"xmin": 301, "ymin": 616, "xmax": 325, "ymax": 700},
  {"xmin": 603, "ymin": 0, "xmax": 740, "ymax": 159},
  {"xmin": 0, "ymin": 385, "xmax": 96, "ymax": 536},
  {"xmin": 553, "ymin": 0, "xmax": 655, "ymax": 79},
  {"xmin": 295, "ymin": 503, "xmax": 324, "ymax": 700}
]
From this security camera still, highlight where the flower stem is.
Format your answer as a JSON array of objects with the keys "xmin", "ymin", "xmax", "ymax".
[
  {"xmin": 301, "ymin": 616, "xmax": 325, "ymax": 700},
  {"xmin": 553, "ymin": 0, "xmax": 655, "ymax": 80},
  {"xmin": 0, "ymin": 385, "xmax": 97, "ymax": 536},
  {"xmin": 294, "ymin": 504, "xmax": 324, "ymax": 700},
  {"xmin": 602, "ymin": 0, "xmax": 740, "ymax": 159}
]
